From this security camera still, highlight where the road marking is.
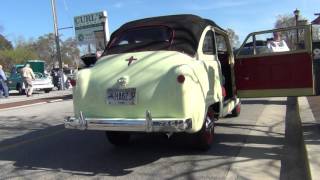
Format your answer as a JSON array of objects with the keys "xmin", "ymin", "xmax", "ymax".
[
  {"xmin": 0, "ymin": 128, "xmax": 67, "ymax": 152},
  {"xmin": 49, "ymin": 99, "xmax": 63, "ymax": 103},
  {"xmin": 0, "ymin": 99, "xmax": 71, "ymax": 111},
  {"xmin": 0, "ymin": 102, "xmax": 47, "ymax": 111}
]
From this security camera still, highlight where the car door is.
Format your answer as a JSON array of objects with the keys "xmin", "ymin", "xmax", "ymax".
[
  {"xmin": 235, "ymin": 25, "xmax": 315, "ymax": 98},
  {"xmin": 198, "ymin": 28, "xmax": 219, "ymax": 102},
  {"xmin": 7, "ymin": 69, "xmax": 18, "ymax": 90}
]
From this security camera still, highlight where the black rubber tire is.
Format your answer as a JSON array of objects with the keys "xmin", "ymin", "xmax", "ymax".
[
  {"xmin": 231, "ymin": 103, "xmax": 241, "ymax": 117},
  {"xmin": 44, "ymin": 89, "xmax": 52, "ymax": 93},
  {"xmin": 194, "ymin": 110, "xmax": 215, "ymax": 150},
  {"xmin": 106, "ymin": 131, "xmax": 131, "ymax": 146},
  {"xmin": 17, "ymin": 84, "xmax": 25, "ymax": 95}
]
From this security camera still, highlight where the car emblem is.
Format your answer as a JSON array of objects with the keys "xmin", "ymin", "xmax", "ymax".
[
  {"xmin": 117, "ymin": 76, "xmax": 129, "ymax": 88},
  {"xmin": 126, "ymin": 56, "xmax": 137, "ymax": 66}
]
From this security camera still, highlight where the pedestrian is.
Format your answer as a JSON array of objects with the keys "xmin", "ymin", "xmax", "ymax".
[
  {"xmin": 267, "ymin": 31, "xmax": 290, "ymax": 52},
  {"xmin": 0, "ymin": 64, "xmax": 9, "ymax": 98},
  {"xmin": 21, "ymin": 64, "xmax": 35, "ymax": 97}
]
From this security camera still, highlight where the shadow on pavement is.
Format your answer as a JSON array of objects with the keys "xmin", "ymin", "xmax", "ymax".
[
  {"xmin": 302, "ymin": 123, "xmax": 320, "ymax": 145},
  {"xmin": 279, "ymin": 97, "xmax": 308, "ymax": 180},
  {"xmin": 0, "ymin": 97, "xmax": 306, "ymax": 179},
  {"xmin": 0, "ymin": 122, "xmax": 284, "ymax": 178}
]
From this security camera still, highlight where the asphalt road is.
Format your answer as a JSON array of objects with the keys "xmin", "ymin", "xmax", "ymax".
[{"xmin": 0, "ymin": 98, "xmax": 307, "ymax": 180}]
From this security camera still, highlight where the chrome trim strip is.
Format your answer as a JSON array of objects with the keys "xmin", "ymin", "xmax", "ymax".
[{"xmin": 64, "ymin": 111, "xmax": 192, "ymax": 132}]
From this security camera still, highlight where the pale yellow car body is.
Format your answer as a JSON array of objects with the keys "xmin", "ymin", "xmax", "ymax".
[{"xmin": 67, "ymin": 20, "xmax": 239, "ymax": 134}]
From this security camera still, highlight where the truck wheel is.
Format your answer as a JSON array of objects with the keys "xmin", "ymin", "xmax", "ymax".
[
  {"xmin": 106, "ymin": 131, "xmax": 130, "ymax": 146},
  {"xmin": 195, "ymin": 109, "xmax": 215, "ymax": 150},
  {"xmin": 231, "ymin": 103, "xmax": 241, "ymax": 117}
]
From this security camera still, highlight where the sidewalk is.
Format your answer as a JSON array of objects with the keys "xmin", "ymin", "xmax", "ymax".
[
  {"xmin": 226, "ymin": 97, "xmax": 286, "ymax": 180},
  {"xmin": 226, "ymin": 97, "xmax": 307, "ymax": 180},
  {"xmin": 299, "ymin": 97, "xmax": 320, "ymax": 180}
]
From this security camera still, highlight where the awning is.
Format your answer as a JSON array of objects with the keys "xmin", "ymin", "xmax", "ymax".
[{"xmin": 312, "ymin": 16, "xmax": 320, "ymax": 24}]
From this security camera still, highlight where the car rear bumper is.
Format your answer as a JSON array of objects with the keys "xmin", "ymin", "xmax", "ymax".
[{"xmin": 64, "ymin": 111, "xmax": 192, "ymax": 132}]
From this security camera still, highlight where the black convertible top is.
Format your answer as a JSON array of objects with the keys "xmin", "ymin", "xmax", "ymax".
[{"xmin": 106, "ymin": 14, "xmax": 226, "ymax": 56}]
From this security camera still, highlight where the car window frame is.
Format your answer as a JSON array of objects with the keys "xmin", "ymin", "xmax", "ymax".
[
  {"xmin": 202, "ymin": 30, "xmax": 216, "ymax": 55},
  {"xmin": 236, "ymin": 25, "xmax": 312, "ymax": 58}
]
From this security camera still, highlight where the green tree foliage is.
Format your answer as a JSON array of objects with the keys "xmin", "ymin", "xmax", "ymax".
[
  {"xmin": 28, "ymin": 33, "xmax": 80, "ymax": 67},
  {"xmin": 0, "ymin": 31, "xmax": 80, "ymax": 70},
  {"xmin": 226, "ymin": 28, "xmax": 240, "ymax": 48},
  {"xmin": 13, "ymin": 33, "xmax": 80, "ymax": 68},
  {"xmin": 0, "ymin": 32, "xmax": 34, "ymax": 69},
  {"xmin": 0, "ymin": 48, "xmax": 38, "ymax": 70},
  {"xmin": 31, "ymin": 33, "xmax": 56, "ymax": 67},
  {"xmin": 0, "ymin": 34, "xmax": 13, "ymax": 50}
]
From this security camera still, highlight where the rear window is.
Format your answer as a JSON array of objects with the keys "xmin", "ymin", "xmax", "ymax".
[{"xmin": 106, "ymin": 26, "xmax": 173, "ymax": 54}]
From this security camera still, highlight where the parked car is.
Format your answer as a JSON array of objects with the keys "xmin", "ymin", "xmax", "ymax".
[
  {"xmin": 8, "ymin": 61, "xmax": 54, "ymax": 94},
  {"xmin": 65, "ymin": 14, "xmax": 317, "ymax": 150},
  {"xmin": 65, "ymin": 14, "xmax": 241, "ymax": 149},
  {"xmin": 4, "ymin": 72, "xmax": 10, "ymax": 78}
]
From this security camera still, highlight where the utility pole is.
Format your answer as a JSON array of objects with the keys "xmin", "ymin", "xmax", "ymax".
[
  {"xmin": 50, "ymin": 0, "xmax": 65, "ymax": 90},
  {"xmin": 294, "ymin": 9, "xmax": 300, "ymax": 44}
]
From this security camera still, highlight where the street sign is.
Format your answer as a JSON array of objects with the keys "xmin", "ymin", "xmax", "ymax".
[{"xmin": 74, "ymin": 11, "xmax": 109, "ymax": 47}]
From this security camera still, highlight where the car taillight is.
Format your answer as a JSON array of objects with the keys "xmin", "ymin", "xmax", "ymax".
[
  {"xmin": 177, "ymin": 75, "xmax": 185, "ymax": 83},
  {"xmin": 70, "ymin": 79, "xmax": 77, "ymax": 87}
]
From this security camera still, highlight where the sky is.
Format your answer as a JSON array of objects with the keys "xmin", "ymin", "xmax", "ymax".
[{"xmin": 0, "ymin": 0, "xmax": 319, "ymax": 45}]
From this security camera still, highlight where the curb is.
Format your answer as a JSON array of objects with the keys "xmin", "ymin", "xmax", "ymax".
[{"xmin": 298, "ymin": 97, "xmax": 320, "ymax": 180}]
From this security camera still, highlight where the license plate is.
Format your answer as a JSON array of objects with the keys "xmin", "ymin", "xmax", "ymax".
[{"xmin": 107, "ymin": 88, "xmax": 136, "ymax": 105}]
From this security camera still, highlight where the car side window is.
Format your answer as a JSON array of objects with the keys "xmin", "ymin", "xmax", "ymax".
[
  {"xmin": 216, "ymin": 34, "xmax": 228, "ymax": 53},
  {"xmin": 11, "ymin": 67, "xmax": 18, "ymax": 75},
  {"xmin": 237, "ymin": 27, "xmax": 307, "ymax": 56},
  {"xmin": 202, "ymin": 31, "xmax": 216, "ymax": 55}
]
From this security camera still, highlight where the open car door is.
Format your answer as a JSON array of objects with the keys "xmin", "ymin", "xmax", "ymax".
[{"xmin": 235, "ymin": 25, "xmax": 316, "ymax": 98}]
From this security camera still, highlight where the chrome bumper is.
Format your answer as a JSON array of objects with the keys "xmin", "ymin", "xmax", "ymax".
[{"xmin": 64, "ymin": 111, "xmax": 192, "ymax": 132}]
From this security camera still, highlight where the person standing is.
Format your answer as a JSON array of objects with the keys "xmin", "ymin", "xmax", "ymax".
[
  {"xmin": 267, "ymin": 31, "xmax": 290, "ymax": 52},
  {"xmin": 21, "ymin": 64, "xmax": 35, "ymax": 97},
  {"xmin": 0, "ymin": 65, "xmax": 9, "ymax": 98}
]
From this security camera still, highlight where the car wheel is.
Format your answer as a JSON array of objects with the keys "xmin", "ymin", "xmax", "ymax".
[
  {"xmin": 231, "ymin": 102, "xmax": 241, "ymax": 117},
  {"xmin": 106, "ymin": 131, "xmax": 131, "ymax": 146},
  {"xmin": 44, "ymin": 89, "xmax": 52, "ymax": 93},
  {"xmin": 194, "ymin": 109, "xmax": 215, "ymax": 150},
  {"xmin": 17, "ymin": 84, "xmax": 25, "ymax": 95}
]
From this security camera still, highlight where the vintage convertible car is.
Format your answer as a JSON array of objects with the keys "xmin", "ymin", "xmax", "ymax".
[
  {"xmin": 65, "ymin": 14, "xmax": 317, "ymax": 149},
  {"xmin": 65, "ymin": 14, "xmax": 240, "ymax": 149}
]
